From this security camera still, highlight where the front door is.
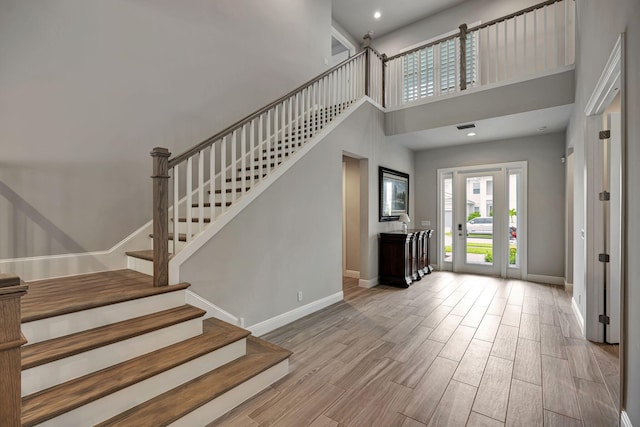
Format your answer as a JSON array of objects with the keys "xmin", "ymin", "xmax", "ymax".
[
  {"xmin": 453, "ymin": 170, "xmax": 503, "ymax": 276},
  {"xmin": 439, "ymin": 162, "xmax": 526, "ymax": 278}
]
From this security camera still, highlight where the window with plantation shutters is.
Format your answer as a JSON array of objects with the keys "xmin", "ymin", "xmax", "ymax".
[{"xmin": 402, "ymin": 30, "xmax": 478, "ymax": 103}]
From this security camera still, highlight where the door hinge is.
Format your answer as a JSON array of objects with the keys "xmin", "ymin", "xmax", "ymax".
[
  {"xmin": 599, "ymin": 314, "xmax": 610, "ymax": 325},
  {"xmin": 599, "ymin": 130, "xmax": 611, "ymax": 140},
  {"xmin": 598, "ymin": 253, "xmax": 610, "ymax": 263},
  {"xmin": 599, "ymin": 191, "xmax": 611, "ymax": 201}
]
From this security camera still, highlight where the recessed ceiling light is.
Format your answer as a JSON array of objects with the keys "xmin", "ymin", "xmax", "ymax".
[
  {"xmin": 467, "ymin": 132, "xmax": 476, "ymax": 137},
  {"xmin": 374, "ymin": 11, "xmax": 381, "ymax": 19}
]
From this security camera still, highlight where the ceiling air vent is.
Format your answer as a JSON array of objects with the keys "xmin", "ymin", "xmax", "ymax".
[{"xmin": 456, "ymin": 123, "xmax": 476, "ymax": 130}]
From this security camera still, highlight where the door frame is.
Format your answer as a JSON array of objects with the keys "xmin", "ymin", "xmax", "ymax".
[
  {"xmin": 437, "ymin": 161, "xmax": 528, "ymax": 279},
  {"xmin": 583, "ymin": 33, "xmax": 625, "ymax": 343}
]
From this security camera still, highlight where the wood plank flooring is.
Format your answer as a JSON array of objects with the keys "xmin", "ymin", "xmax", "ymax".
[{"xmin": 209, "ymin": 272, "xmax": 619, "ymax": 426}]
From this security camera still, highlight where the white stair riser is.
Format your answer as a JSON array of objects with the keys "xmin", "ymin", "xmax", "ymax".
[
  {"xmin": 22, "ymin": 318, "xmax": 203, "ymax": 397},
  {"xmin": 169, "ymin": 359, "xmax": 290, "ymax": 427},
  {"xmin": 127, "ymin": 256, "xmax": 153, "ymax": 275},
  {"xmin": 22, "ymin": 290, "xmax": 187, "ymax": 344},
  {"xmin": 35, "ymin": 339, "xmax": 247, "ymax": 427}
]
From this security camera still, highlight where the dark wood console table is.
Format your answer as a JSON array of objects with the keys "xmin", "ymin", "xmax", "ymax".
[{"xmin": 379, "ymin": 229, "xmax": 433, "ymax": 287}]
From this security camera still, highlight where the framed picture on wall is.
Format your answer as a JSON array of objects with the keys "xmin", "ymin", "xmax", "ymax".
[{"xmin": 379, "ymin": 166, "xmax": 409, "ymax": 221}]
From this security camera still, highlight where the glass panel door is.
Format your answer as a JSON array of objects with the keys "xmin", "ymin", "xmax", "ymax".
[{"xmin": 453, "ymin": 170, "xmax": 503, "ymax": 276}]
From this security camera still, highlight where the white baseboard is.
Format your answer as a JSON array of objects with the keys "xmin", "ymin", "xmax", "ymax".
[
  {"xmin": 571, "ymin": 296, "xmax": 585, "ymax": 337},
  {"xmin": 622, "ymin": 411, "xmax": 633, "ymax": 427},
  {"xmin": 359, "ymin": 276, "xmax": 378, "ymax": 288},
  {"xmin": 185, "ymin": 290, "xmax": 241, "ymax": 326},
  {"xmin": 527, "ymin": 274, "xmax": 565, "ymax": 286},
  {"xmin": 344, "ymin": 270, "xmax": 360, "ymax": 279},
  {"xmin": 247, "ymin": 291, "xmax": 343, "ymax": 337}
]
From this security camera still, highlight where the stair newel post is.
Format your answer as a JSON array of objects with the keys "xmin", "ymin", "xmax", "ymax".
[
  {"xmin": 459, "ymin": 23, "xmax": 468, "ymax": 91},
  {"xmin": 363, "ymin": 34, "xmax": 371, "ymax": 97},
  {"xmin": 151, "ymin": 147, "xmax": 171, "ymax": 287},
  {"xmin": 0, "ymin": 274, "xmax": 28, "ymax": 427},
  {"xmin": 381, "ymin": 53, "xmax": 387, "ymax": 108}
]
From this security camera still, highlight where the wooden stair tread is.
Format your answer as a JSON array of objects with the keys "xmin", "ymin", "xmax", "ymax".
[
  {"xmin": 21, "ymin": 305, "xmax": 206, "ymax": 370},
  {"xmin": 95, "ymin": 336, "xmax": 291, "ymax": 427},
  {"xmin": 21, "ymin": 270, "xmax": 190, "ymax": 323},
  {"xmin": 21, "ymin": 320, "xmax": 249, "ymax": 427}
]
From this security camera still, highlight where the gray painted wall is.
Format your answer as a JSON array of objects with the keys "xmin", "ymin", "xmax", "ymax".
[
  {"xmin": 0, "ymin": 0, "xmax": 331, "ymax": 258},
  {"xmin": 567, "ymin": 1, "xmax": 640, "ymax": 423},
  {"xmin": 414, "ymin": 132, "xmax": 566, "ymax": 278},
  {"xmin": 180, "ymin": 101, "xmax": 414, "ymax": 326}
]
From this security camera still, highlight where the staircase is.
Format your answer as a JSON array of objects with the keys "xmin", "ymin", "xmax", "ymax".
[{"xmin": 19, "ymin": 269, "xmax": 291, "ymax": 426}]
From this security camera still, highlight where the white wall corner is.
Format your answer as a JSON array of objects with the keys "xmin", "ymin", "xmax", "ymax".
[
  {"xmin": 571, "ymin": 296, "xmax": 585, "ymax": 337},
  {"xmin": 359, "ymin": 276, "xmax": 378, "ymax": 288},
  {"xmin": 185, "ymin": 290, "xmax": 241, "ymax": 326},
  {"xmin": 526, "ymin": 274, "xmax": 565, "ymax": 286},
  {"xmin": 247, "ymin": 292, "xmax": 343, "ymax": 337},
  {"xmin": 621, "ymin": 411, "xmax": 633, "ymax": 427}
]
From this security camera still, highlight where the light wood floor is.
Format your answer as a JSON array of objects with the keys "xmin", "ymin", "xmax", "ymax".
[{"xmin": 210, "ymin": 272, "xmax": 619, "ymax": 426}]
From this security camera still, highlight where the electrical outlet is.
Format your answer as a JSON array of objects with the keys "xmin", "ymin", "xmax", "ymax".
[
  {"xmin": 297, "ymin": 291, "xmax": 303, "ymax": 302},
  {"xmin": 421, "ymin": 220, "xmax": 431, "ymax": 226}
]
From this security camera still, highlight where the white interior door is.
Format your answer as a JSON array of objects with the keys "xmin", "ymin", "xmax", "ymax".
[{"xmin": 606, "ymin": 112, "xmax": 621, "ymax": 343}]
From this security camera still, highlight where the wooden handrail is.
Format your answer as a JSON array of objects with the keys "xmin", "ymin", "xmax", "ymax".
[
  {"xmin": 0, "ymin": 274, "xmax": 28, "ymax": 427},
  {"xmin": 467, "ymin": 0, "xmax": 564, "ymax": 32},
  {"xmin": 169, "ymin": 49, "xmax": 368, "ymax": 168},
  {"xmin": 383, "ymin": 0, "xmax": 566, "ymax": 63}
]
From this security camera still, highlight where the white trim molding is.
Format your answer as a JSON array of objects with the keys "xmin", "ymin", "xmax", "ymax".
[
  {"xmin": 185, "ymin": 290, "xmax": 241, "ymax": 326},
  {"xmin": 359, "ymin": 276, "xmax": 378, "ymax": 288},
  {"xmin": 571, "ymin": 296, "xmax": 585, "ymax": 337},
  {"xmin": 247, "ymin": 291, "xmax": 343, "ymax": 337},
  {"xmin": 621, "ymin": 411, "xmax": 633, "ymax": 427},
  {"xmin": 527, "ymin": 274, "xmax": 565, "ymax": 286}
]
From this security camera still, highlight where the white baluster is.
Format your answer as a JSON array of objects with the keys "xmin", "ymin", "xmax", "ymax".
[
  {"xmin": 220, "ymin": 135, "xmax": 227, "ymax": 214},
  {"xmin": 524, "ymin": 12, "xmax": 528, "ymax": 75},
  {"xmin": 241, "ymin": 124, "xmax": 247, "ymax": 197},
  {"xmin": 504, "ymin": 20, "xmax": 508, "ymax": 80},
  {"xmin": 279, "ymin": 101, "xmax": 287, "ymax": 163},
  {"xmin": 258, "ymin": 114, "xmax": 264, "ymax": 181},
  {"xmin": 495, "ymin": 24, "xmax": 499, "ymax": 82},
  {"xmin": 266, "ymin": 110, "xmax": 272, "ymax": 174},
  {"xmin": 249, "ymin": 120, "xmax": 255, "ymax": 191},
  {"xmin": 534, "ymin": 9, "xmax": 538, "ymax": 73},
  {"xmin": 554, "ymin": 1, "xmax": 559, "ymax": 68},
  {"xmin": 173, "ymin": 164, "xmax": 179, "ymax": 253},
  {"xmin": 564, "ymin": 0, "xmax": 569, "ymax": 65},
  {"xmin": 231, "ymin": 130, "xmax": 237, "ymax": 206},
  {"xmin": 273, "ymin": 104, "xmax": 279, "ymax": 169},
  {"xmin": 198, "ymin": 150, "xmax": 204, "ymax": 235},
  {"xmin": 214, "ymin": 143, "xmax": 216, "ymax": 222},
  {"xmin": 543, "ymin": 5, "xmax": 548, "ymax": 71},
  {"xmin": 514, "ymin": 14, "xmax": 518, "ymax": 78},
  {"xmin": 186, "ymin": 157, "xmax": 193, "ymax": 243}
]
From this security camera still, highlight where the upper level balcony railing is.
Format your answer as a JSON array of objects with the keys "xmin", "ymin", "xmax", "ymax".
[{"xmin": 384, "ymin": 0, "xmax": 575, "ymax": 109}]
